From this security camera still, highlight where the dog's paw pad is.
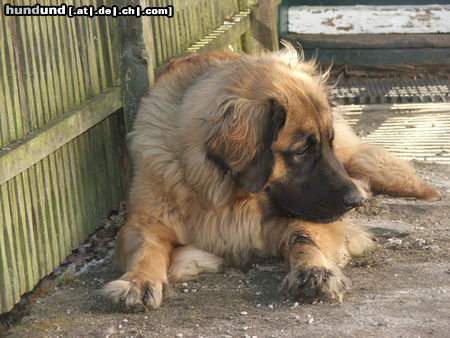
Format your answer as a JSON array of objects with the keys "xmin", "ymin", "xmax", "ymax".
[
  {"xmin": 100, "ymin": 275, "xmax": 164, "ymax": 312},
  {"xmin": 282, "ymin": 266, "xmax": 348, "ymax": 302}
]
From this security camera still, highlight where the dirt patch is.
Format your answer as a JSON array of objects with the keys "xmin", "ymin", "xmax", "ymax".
[{"xmin": 2, "ymin": 160, "xmax": 449, "ymax": 338}]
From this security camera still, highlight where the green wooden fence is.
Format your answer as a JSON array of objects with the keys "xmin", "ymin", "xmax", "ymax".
[{"xmin": 0, "ymin": 0, "xmax": 280, "ymax": 314}]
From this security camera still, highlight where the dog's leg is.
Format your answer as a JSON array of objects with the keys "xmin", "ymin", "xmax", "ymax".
[
  {"xmin": 333, "ymin": 115, "xmax": 439, "ymax": 200},
  {"xmin": 168, "ymin": 245, "xmax": 225, "ymax": 283},
  {"xmin": 101, "ymin": 215, "xmax": 176, "ymax": 311},
  {"xmin": 266, "ymin": 220, "xmax": 373, "ymax": 302}
]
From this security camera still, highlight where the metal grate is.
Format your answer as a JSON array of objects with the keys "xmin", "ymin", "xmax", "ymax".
[
  {"xmin": 335, "ymin": 103, "xmax": 450, "ymax": 164},
  {"xmin": 331, "ymin": 79, "xmax": 450, "ymax": 105}
]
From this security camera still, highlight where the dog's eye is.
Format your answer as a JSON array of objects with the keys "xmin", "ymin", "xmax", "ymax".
[
  {"xmin": 292, "ymin": 140, "xmax": 314, "ymax": 159},
  {"xmin": 294, "ymin": 144, "xmax": 310, "ymax": 157},
  {"xmin": 289, "ymin": 134, "xmax": 317, "ymax": 161}
]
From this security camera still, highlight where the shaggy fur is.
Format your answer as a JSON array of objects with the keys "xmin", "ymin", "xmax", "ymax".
[{"xmin": 101, "ymin": 45, "xmax": 439, "ymax": 311}]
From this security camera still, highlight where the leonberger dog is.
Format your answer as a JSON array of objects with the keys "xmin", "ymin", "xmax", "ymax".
[{"xmin": 102, "ymin": 44, "xmax": 439, "ymax": 311}]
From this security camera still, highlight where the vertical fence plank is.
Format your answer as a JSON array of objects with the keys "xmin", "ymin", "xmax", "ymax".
[
  {"xmin": 10, "ymin": 17, "xmax": 30, "ymax": 137},
  {"xmin": 27, "ymin": 166, "xmax": 45, "ymax": 278},
  {"xmin": 41, "ymin": 158, "xmax": 61, "ymax": 268},
  {"xmin": 13, "ymin": 173, "xmax": 36, "ymax": 291},
  {"xmin": 35, "ymin": 162, "xmax": 54, "ymax": 272},
  {"xmin": 4, "ymin": 17, "xmax": 23, "ymax": 142},
  {"xmin": 26, "ymin": 16, "xmax": 45, "ymax": 129},
  {"xmin": 178, "ymin": 1, "xmax": 189, "ymax": 52},
  {"xmin": 62, "ymin": 143, "xmax": 80, "ymax": 248},
  {"xmin": 0, "ymin": 201, "xmax": 13, "ymax": 311},
  {"xmin": 170, "ymin": 1, "xmax": 181, "ymax": 56},
  {"xmin": 0, "ymin": 16, "xmax": 15, "ymax": 146},
  {"xmin": 69, "ymin": 16, "xmax": 86, "ymax": 104},
  {"xmin": 51, "ymin": 12, "xmax": 70, "ymax": 113},
  {"xmin": 158, "ymin": 0, "xmax": 170, "ymax": 61},
  {"xmin": 70, "ymin": 138, "xmax": 87, "ymax": 244},
  {"xmin": 7, "ymin": 178, "xmax": 27, "ymax": 294},
  {"xmin": 17, "ymin": 15, "xmax": 37, "ymax": 131},
  {"xmin": 39, "ymin": 13, "xmax": 59, "ymax": 120},
  {"xmin": 32, "ymin": 15, "xmax": 52, "ymax": 124},
  {"xmin": 48, "ymin": 153, "xmax": 70, "ymax": 260},
  {"xmin": 150, "ymin": 1, "xmax": 164, "ymax": 67},
  {"xmin": 86, "ymin": 15, "xmax": 101, "ymax": 94},
  {"xmin": 1, "ymin": 184, "xmax": 21, "ymax": 303},
  {"xmin": 57, "ymin": 146, "xmax": 77, "ymax": 254},
  {"xmin": 19, "ymin": 171, "xmax": 40, "ymax": 288}
]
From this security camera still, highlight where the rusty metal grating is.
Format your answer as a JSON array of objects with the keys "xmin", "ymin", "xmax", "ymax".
[{"xmin": 331, "ymin": 79, "xmax": 450, "ymax": 105}]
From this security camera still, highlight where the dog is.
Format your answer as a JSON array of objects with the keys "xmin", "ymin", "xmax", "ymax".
[{"xmin": 102, "ymin": 44, "xmax": 439, "ymax": 311}]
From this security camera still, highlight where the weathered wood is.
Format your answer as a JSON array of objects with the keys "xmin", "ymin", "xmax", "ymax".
[
  {"xmin": 65, "ymin": 141, "xmax": 83, "ymax": 247},
  {"xmin": 286, "ymin": 33, "xmax": 450, "ymax": 50},
  {"xmin": 1, "ymin": 184, "xmax": 21, "ymax": 303},
  {"xmin": 302, "ymin": 48, "xmax": 450, "ymax": 67},
  {"xmin": 287, "ymin": 5, "xmax": 450, "ymax": 35},
  {"xmin": 0, "ymin": 199, "xmax": 13, "ymax": 311},
  {"xmin": 19, "ymin": 171, "xmax": 39, "ymax": 289},
  {"xmin": 117, "ymin": 0, "xmax": 150, "ymax": 132},
  {"xmin": 0, "ymin": 87, "xmax": 122, "ymax": 186},
  {"xmin": 249, "ymin": 0, "xmax": 281, "ymax": 53}
]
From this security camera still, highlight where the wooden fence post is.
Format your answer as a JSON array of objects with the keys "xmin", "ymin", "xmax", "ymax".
[
  {"xmin": 249, "ymin": 0, "xmax": 281, "ymax": 53},
  {"xmin": 116, "ymin": 0, "xmax": 152, "ymax": 133}
]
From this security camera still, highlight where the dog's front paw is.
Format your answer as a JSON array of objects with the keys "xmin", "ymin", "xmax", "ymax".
[
  {"xmin": 100, "ymin": 272, "xmax": 166, "ymax": 312},
  {"xmin": 282, "ymin": 266, "xmax": 348, "ymax": 302}
]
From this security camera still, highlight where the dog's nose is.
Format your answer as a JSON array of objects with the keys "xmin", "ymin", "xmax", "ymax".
[{"xmin": 343, "ymin": 188, "xmax": 364, "ymax": 209}]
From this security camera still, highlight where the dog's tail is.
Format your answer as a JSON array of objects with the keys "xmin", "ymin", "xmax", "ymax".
[{"xmin": 168, "ymin": 245, "xmax": 225, "ymax": 283}]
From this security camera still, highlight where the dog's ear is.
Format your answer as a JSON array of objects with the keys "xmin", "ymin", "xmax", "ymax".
[{"xmin": 206, "ymin": 98, "xmax": 286, "ymax": 193}]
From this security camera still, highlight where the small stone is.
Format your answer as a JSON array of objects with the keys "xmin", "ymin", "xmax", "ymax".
[
  {"xmin": 181, "ymin": 282, "xmax": 188, "ymax": 287},
  {"xmin": 387, "ymin": 238, "xmax": 402, "ymax": 245},
  {"xmin": 191, "ymin": 288, "xmax": 197, "ymax": 293},
  {"xmin": 294, "ymin": 315, "xmax": 300, "ymax": 321},
  {"xmin": 307, "ymin": 315, "xmax": 314, "ymax": 324},
  {"xmin": 175, "ymin": 334, "xmax": 183, "ymax": 338},
  {"xmin": 416, "ymin": 239, "xmax": 426, "ymax": 246},
  {"xmin": 241, "ymin": 326, "xmax": 249, "ymax": 331},
  {"xmin": 293, "ymin": 302, "xmax": 299, "ymax": 308},
  {"xmin": 118, "ymin": 324, "xmax": 122, "ymax": 329},
  {"xmin": 122, "ymin": 319, "xmax": 128, "ymax": 323},
  {"xmin": 182, "ymin": 288, "xmax": 189, "ymax": 294},
  {"xmin": 240, "ymin": 310, "xmax": 248, "ymax": 316},
  {"xmin": 268, "ymin": 304, "xmax": 274, "ymax": 309},
  {"xmin": 256, "ymin": 303, "xmax": 261, "ymax": 308}
]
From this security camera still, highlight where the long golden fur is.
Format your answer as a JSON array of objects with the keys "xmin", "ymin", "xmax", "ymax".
[{"xmin": 102, "ymin": 45, "xmax": 439, "ymax": 311}]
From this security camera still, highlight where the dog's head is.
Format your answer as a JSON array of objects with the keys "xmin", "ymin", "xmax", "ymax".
[{"xmin": 205, "ymin": 46, "xmax": 362, "ymax": 222}]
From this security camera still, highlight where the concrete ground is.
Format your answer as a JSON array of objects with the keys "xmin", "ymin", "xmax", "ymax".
[{"xmin": 3, "ymin": 103, "xmax": 450, "ymax": 338}]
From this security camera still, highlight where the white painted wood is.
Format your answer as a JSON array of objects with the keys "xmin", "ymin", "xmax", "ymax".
[{"xmin": 288, "ymin": 5, "xmax": 450, "ymax": 34}]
